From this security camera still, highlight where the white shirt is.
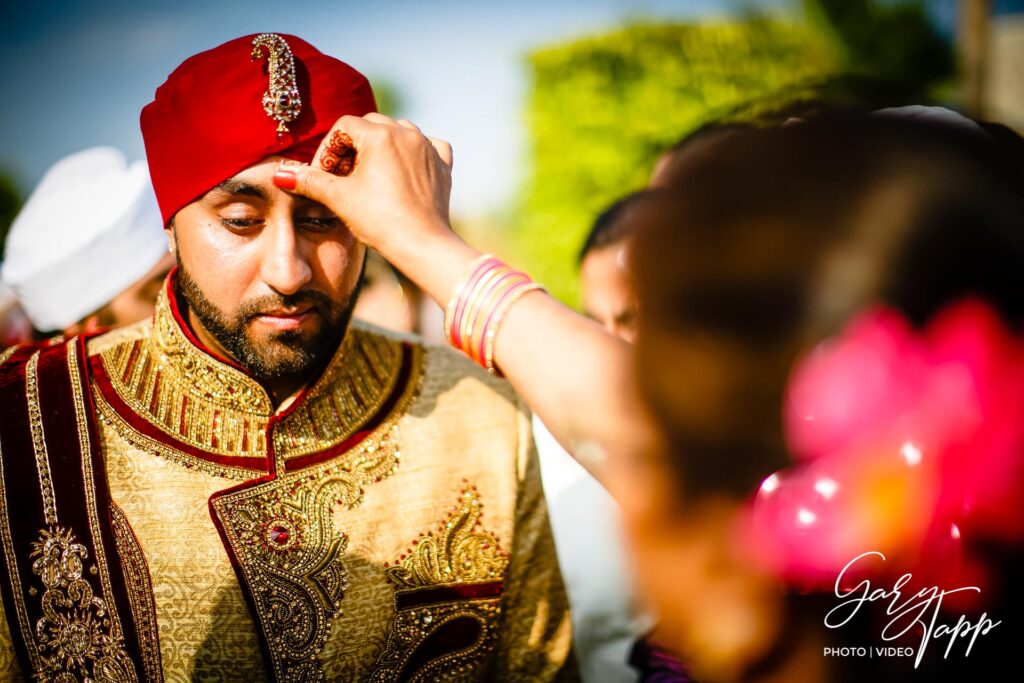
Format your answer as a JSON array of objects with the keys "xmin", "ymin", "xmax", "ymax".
[{"xmin": 533, "ymin": 415, "xmax": 651, "ymax": 683}]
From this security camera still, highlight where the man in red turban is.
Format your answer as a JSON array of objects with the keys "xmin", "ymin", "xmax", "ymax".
[{"xmin": 0, "ymin": 33, "xmax": 576, "ymax": 681}]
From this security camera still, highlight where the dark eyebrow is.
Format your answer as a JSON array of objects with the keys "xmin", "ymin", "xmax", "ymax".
[
  {"xmin": 209, "ymin": 178, "xmax": 268, "ymax": 201},
  {"xmin": 293, "ymin": 196, "xmax": 333, "ymax": 212}
]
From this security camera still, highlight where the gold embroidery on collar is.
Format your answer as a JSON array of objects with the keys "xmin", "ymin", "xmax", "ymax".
[
  {"xmin": 99, "ymin": 290, "xmax": 269, "ymax": 458},
  {"xmin": 99, "ymin": 287, "xmax": 406, "ymax": 462},
  {"xmin": 95, "ymin": 393, "xmax": 263, "ymax": 481},
  {"xmin": 210, "ymin": 346, "xmax": 420, "ymax": 681},
  {"xmin": 29, "ymin": 526, "xmax": 138, "ymax": 682},
  {"xmin": 370, "ymin": 486, "xmax": 509, "ymax": 682},
  {"xmin": 273, "ymin": 329, "xmax": 404, "ymax": 463}
]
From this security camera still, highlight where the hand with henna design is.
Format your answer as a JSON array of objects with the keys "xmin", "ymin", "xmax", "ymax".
[
  {"xmin": 320, "ymin": 130, "xmax": 357, "ymax": 176},
  {"xmin": 273, "ymin": 112, "xmax": 453, "ymax": 256}
]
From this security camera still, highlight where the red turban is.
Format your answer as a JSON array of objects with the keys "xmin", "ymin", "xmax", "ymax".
[{"xmin": 141, "ymin": 33, "xmax": 377, "ymax": 225}]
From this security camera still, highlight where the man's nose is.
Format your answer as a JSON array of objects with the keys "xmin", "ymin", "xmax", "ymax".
[{"xmin": 260, "ymin": 218, "xmax": 312, "ymax": 296}]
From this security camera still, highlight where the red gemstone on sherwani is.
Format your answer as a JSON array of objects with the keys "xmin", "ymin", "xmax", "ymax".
[{"xmin": 270, "ymin": 525, "xmax": 290, "ymax": 544}]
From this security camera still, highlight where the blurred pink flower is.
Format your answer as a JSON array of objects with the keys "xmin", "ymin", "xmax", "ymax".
[{"xmin": 752, "ymin": 299, "xmax": 1024, "ymax": 595}]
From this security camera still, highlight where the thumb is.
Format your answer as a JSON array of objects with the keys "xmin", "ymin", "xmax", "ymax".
[{"xmin": 272, "ymin": 164, "xmax": 344, "ymax": 207}]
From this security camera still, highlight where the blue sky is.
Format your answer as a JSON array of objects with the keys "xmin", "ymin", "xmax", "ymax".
[{"xmin": 0, "ymin": 0, "xmax": 1007, "ymax": 216}]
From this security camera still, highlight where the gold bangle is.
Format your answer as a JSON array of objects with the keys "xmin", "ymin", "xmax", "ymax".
[
  {"xmin": 484, "ymin": 283, "xmax": 546, "ymax": 376},
  {"xmin": 442, "ymin": 253, "xmax": 541, "ymax": 372},
  {"xmin": 468, "ymin": 272, "xmax": 529, "ymax": 365},
  {"xmin": 460, "ymin": 264, "xmax": 509, "ymax": 358}
]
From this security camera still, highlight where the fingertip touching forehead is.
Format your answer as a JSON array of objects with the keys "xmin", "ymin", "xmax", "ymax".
[{"xmin": 141, "ymin": 33, "xmax": 377, "ymax": 225}]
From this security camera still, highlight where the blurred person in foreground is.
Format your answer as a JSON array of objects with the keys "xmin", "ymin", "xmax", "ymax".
[
  {"xmin": 0, "ymin": 147, "xmax": 173, "ymax": 342},
  {"xmin": 615, "ymin": 114, "xmax": 1024, "ymax": 682},
  {"xmin": 0, "ymin": 34, "xmax": 588, "ymax": 681}
]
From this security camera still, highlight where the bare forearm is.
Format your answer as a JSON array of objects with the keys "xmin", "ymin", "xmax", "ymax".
[
  {"xmin": 490, "ymin": 290, "xmax": 657, "ymax": 476},
  {"xmin": 384, "ymin": 229, "xmax": 653, "ymax": 482}
]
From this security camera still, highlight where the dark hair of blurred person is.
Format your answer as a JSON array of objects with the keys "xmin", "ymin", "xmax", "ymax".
[
  {"xmin": 613, "ymin": 114, "xmax": 1024, "ymax": 683},
  {"xmin": 649, "ymin": 122, "xmax": 754, "ymax": 188},
  {"xmin": 578, "ymin": 191, "xmax": 654, "ymax": 343}
]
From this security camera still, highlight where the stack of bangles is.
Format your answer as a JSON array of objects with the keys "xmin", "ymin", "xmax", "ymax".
[{"xmin": 444, "ymin": 254, "xmax": 546, "ymax": 376}]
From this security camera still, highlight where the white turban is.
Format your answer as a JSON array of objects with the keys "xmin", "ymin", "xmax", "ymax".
[{"xmin": 0, "ymin": 147, "xmax": 166, "ymax": 332}]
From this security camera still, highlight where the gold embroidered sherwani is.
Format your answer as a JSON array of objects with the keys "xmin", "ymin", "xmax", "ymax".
[{"xmin": 0, "ymin": 284, "xmax": 576, "ymax": 681}]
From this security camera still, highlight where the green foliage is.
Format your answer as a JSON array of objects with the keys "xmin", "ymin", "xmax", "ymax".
[
  {"xmin": 371, "ymin": 79, "xmax": 404, "ymax": 118},
  {"xmin": 511, "ymin": 0, "xmax": 955, "ymax": 306},
  {"xmin": 513, "ymin": 20, "xmax": 840, "ymax": 304},
  {"xmin": 804, "ymin": 0, "xmax": 953, "ymax": 95}
]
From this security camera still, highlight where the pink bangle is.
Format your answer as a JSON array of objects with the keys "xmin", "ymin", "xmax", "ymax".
[
  {"xmin": 467, "ymin": 272, "xmax": 531, "ymax": 364},
  {"xmin": 459, "ymin": 264, "xmax": 511, "ymax": 358},
  {"xmin": 443, "ymin": 254, "xmax": 542, "ymax": 371},
  {"xmin": 451, "ymin": 257, "xmax": 499, "ymax": 348},
  {"xmin": 445, "ymin": 254, "xmax": 496, "ymax": 348}
]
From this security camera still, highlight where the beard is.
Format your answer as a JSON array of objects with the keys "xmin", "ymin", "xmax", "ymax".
[{"xmin": 176, "ymin": 265, "xmax": 359, "ymax": 384}]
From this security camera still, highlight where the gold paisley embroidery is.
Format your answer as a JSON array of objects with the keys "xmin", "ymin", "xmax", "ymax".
[
  {"xmin": 98, "ymin": 286, "xmax": 405, "ymax": 462},
  {"xmin": 370, "ymin": 486, "xmax": 509, "ymax": 682},
  {"xmin": 370, "ymin": 600, "xmax": 502, "ymax": 683},
  {"xmin": 29, "ymin": 526, "xmax": 137, "ymax": 682},
  {"xmin": 386, "ymin": 485, "xmax": 508, "ymax": 589},
  {"xmin": 109, "ymin": 505, "xmax": 163, "ymax": 682},
  {"xmin": 213, "ymin": 434, "xmax": 395, "ymax": 681},
  {"xmin": 211, "ymin": 350, "xmax": 420, "ymax": 682}
]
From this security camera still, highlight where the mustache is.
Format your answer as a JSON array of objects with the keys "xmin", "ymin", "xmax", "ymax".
[{"xmin": 237, "ymin": 289, "xmax": 339, "ymax": 320}]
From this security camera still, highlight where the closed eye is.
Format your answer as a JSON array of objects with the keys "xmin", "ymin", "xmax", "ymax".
[
  {"xmin": 298, "ymin": 216, "xmax": 342, "ymax": 232},
  {"xmin": 615, "ymin": 309, "xmax": 637, "ymax": 327},
  {"xmin": 220, "ymin": 218, "xmax": 261, "ymax": 232}
]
